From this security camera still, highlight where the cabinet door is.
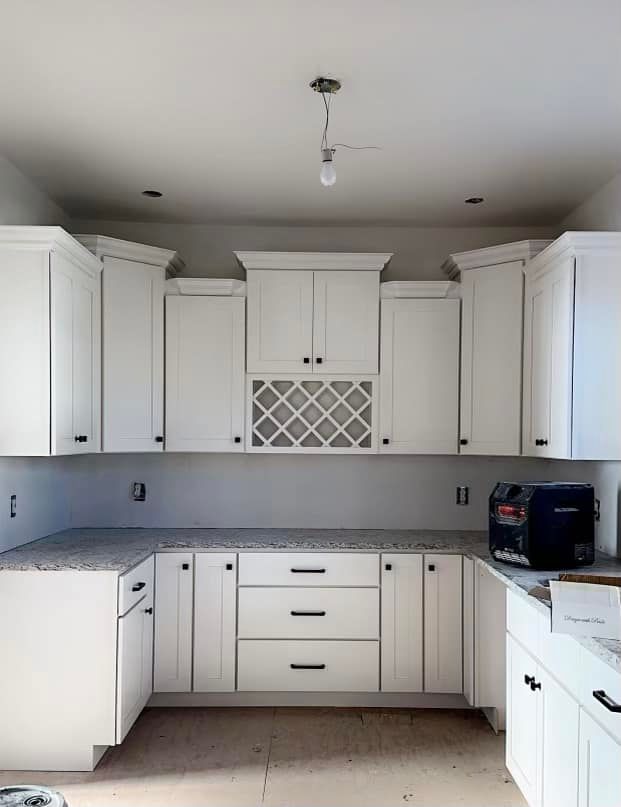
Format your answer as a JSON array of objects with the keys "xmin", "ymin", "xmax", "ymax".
[
  {"xmin": 506, "ymin": 635, "xmax": 541, "ymax": 807},
  {"xmin": 379, "ymin": 299, "xmax": 459, "ymax": 453},
  {"xmin": 381, "ymin": 554, "xmax": 423, "ymax": 692},
  {"xmin": 51, "ymin": 252, "xmax": 100, "ymax": 455},
  {"xmin": 247, "ymin": 270, "xmax": 314, "ymax": 372},
  {"xmin": 539, "ymin": 668, "xmax": 579, "ymax": 807},
  {"xmin": 102, "ymin": 257, "xmax": 164, "ymax": 452},
  {"xmin": 460, "ymin": 262, "xmax": 523, "ymax": 455},
  {"xmin": 153, "ymin": 553, "xmax": 194, "ymax": 692},
  {"xmin": 193, "ymin": 553, "xmax": 237, "ymax": 692},
  {"xmin": 423, "ymin": 554, "xmax": 462, "ymax": 693},
  {"xmin": 166, "ymin": 296, "xmax": 245, "ymax": 451},
  {"xmin": 579, "ymin": 710, "xmax": 621, "ymax": 807},
  {"xmin": 312, "ymin": 271, "xmax": 379, "ymax": 373},
  {"xmin": 116, "ymin": 595, "xmax": 154, "ymax": 743}
]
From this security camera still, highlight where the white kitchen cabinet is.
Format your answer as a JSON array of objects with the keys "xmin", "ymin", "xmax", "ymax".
[
  {"xmin": 379, "ymin": 294, "xmax": 459, "ymax": 454},
  {"xmin": 116, "ymin": 591, "xmax": 154, "ymax": 743},
  {"xmin": 578, "ymin": 710, "xmax": 621, "ymax": 807},
  {"xmin": 507, "ymin": 634, "xmax": 541, "ymax": 807},
  {"xmin": 153, "ymin": 553, "xmax": 194, "ymax": 693},
  {"xmin": 423, "ymin": 554, "xmax": 463, "ymax": 693},
  {"xmin": 523, "ymin": 232, "xmax": 621, "ymax": 460},
  {"xmin": 380, "ymin": 553, "xmax": 423, "ymax": 692},
  {"xmin": 165, "ymin": 295, "xmax": 245, "ymax": 452},
  {"xmin": 76, "ymin": 236, "xmax": 183, "ymax": 453},
  {"xmin": 539, "ymin": 667, "xmax": 580, "ymax": 807},
  {"xmin": 238, "ymin": 252, "xmax": 390, "ymax": 374},
  {"xmin": 193, "ymin": 553, "xmax": 237, "ymax": 692},
  {"xmin": 0, "ymin": 228, "xmax": 102, "ymax": 456}
]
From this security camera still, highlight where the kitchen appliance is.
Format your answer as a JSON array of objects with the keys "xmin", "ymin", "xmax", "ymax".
[{"xmin": 489, "ymin": 482, "xmax": 595, "ymax": 569}]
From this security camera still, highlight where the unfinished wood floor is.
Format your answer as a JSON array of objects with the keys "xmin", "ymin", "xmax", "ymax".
[{"xmin": 0, "ymin": 707, "xmax": 526, "ymax": 806}]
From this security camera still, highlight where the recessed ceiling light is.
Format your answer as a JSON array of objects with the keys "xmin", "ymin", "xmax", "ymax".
[
  {"xmin": 142, "ymin": 190, "xmax": 163, "ymax": 198},
  {"xmin": 465, "ymin": 196, "xmax": 484, "ymax": 205}
]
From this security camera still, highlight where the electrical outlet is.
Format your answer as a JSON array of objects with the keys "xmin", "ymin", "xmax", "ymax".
[
  {"xmin": 456, "ymin": 486, "xmax": 469, "ymax": 506},
  {"xmin": 132, "ymin": 482, "xmax": 146, "ymax": 502},
  {"xmin": 10, "ymin": 494, "xmax": 16, "ymax": 518}
]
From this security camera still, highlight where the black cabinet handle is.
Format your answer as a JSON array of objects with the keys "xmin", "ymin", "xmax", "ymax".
[
  {"xmin": 530, "ymin": 680, "xmax": 542, "ymax": 691},
  {"xmin": 290, "ymin": 663, "xmax": 326, "ymax": 670},
  {"xmin": 460, "ymin": 438, "xmax": 468, "ymax": 445},
  {"xmin": 428, "ymin": 564, "xmax": 436, "ymax": 572},
  {"xmin": 234, "ymin": 436, "xmax": 241, "ymax": 444},
  {"xmin": 303, "ymin": 357, "xmax": 310, "ymax": 364},
  {"xmin": 593, "ymin": 690, "xmax": 621, "ymax": 712},
  {"xmin": 226, "ymin": 563, "xmax": 234, "ymax": 571},
  {"xmin": 132, "ymin": 581, "xmax": 146, "ymax": 592},
  {"xmin": 315, "ymin": 357, "xmax": 323, "ymax": 364},
  {"xmin": 74, "ymin": 435, "xmax": 88, "ymax": 443},
  {"xmin": 290, "ymin": 610, "xmax": 326, "ymax": 617},
  {"xmin": 542, "ymin": 439, "xmax": 548, "ymax": 446},
  {"xmin": 382, "ymin": 438, "xmax": 390, "ymax": 445},
  {"xmin": 385, "ymin": 563, "xmax": 392, "ymax": 571},
  {"xmin": 144, "ymin": 607, "xmax": 153, "ymax": 615},
  {"xmin": 290, "ymin": 568, "xmax": 326, "ymax": 574},
  {"xmin": 524, "ymin": 674, "xmax": 535, "ymax": 687},
  {"xmin": 182, "ymin": 563, "xmax": 190, "ymax": 570},
  {"xmin": 155, "ymin": 436, "xmax": 164, "ymax": 443}
]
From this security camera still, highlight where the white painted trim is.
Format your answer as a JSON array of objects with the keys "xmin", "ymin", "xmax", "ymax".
[
  {"xmin": 166, "ymin": 277, "xmax": 247, "ymax": 296},
  {"xmin": 74, "ymin": 234, "xmax": 184, "ymax": 276},
  {"xmin": 380, "ymin": 281, "xmax": 459, "ymax": 298},
  {"xmin": 148, "ymin": 691, "xmax": 471, "ymax": 708},
  {"xmin": 526, "ymin": 231, "xmax": 621, "ymax": 280},
  {"xmin": 234, "ymin": 251, "xmax": 392, "ymax": 272},
  {"xmin": 442, "ymin": 240, "xmax": 551, "ymax": 280},
  {"xmin": 0, "ymin": 226, "xmax": 102, "ymax": 276}
]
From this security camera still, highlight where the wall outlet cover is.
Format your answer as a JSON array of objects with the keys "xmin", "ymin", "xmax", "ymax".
[
  {"xmin": 456, "ymin": 485, "xmax": 469, "ymax": 506},
  {"xmin": 132, "ymin": 482, "xmax": 146, "ymax": 502}
]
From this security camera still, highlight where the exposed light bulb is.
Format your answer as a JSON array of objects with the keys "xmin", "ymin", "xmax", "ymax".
[{"xmin": 320, "ymin": 148, "xmax": 336, "ymax": 187}]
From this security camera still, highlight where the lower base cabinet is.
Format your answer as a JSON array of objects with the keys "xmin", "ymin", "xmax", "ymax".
[
  {"xmin": 506, "ymin": 635, "xmax": 540, "ymax": 806},
  {"xmin": 116, "ymin": 591, "xmax": 154, "ymax": 743},
  {"xmin": 578, "ymin": 710, "xmax": 621, "ymax": 807},
  {"xmin": 423, "ymin": 554, "xmax": 463, "ymax": 693}
]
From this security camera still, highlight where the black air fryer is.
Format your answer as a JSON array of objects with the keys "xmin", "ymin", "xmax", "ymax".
[{"xmin": 489, "ymin": 482, "xmax": 595, "ymax": 569}]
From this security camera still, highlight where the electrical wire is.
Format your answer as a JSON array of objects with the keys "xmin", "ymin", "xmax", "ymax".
[
  {"xmin": 331, "ymin": 144, "xmax": 382, "ymax": 150},
  {"xmin": 319, "ymin": 89, "xmax": 380, "ymax": 153}
]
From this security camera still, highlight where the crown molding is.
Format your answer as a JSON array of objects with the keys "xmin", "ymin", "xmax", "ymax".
[
  {"xmin": 442, "ymin": 240, "xmax": 551, "ymax": 280},
  {"xmin": 0, "ymin": 226, "xmax": 102, "ymax": 276},
  {"xmin": 74, "ymin": 234, "xmax": 184, "ymax": 276},
  {"xmin": 381, "ymin": 281, "xmax": 459, "ymax": 299},
  {"xmin": 526, "ymin": 231, "xmax": 621, "ymax": 280},
  {"xmin": 166, "ymin": 278, "xmax": 247, "ymax": 296},
  {"xmin": 234, "ymin": 251, "xmax": 393, "ymax": 272}
]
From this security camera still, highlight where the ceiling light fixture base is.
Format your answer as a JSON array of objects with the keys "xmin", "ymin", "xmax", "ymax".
[{"xmin": 310, "ymin": 77, "xmax": 341, "ymax": 94}]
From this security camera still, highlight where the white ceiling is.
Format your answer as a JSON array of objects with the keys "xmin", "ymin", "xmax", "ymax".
[{"xmin": 1, "ymin": 0, "xmax": 621, "ymax": 226}]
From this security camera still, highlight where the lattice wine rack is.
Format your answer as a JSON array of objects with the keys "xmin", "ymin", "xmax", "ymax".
[{"xmin": 247, "ymin": 375, "xmax": 378, "ymax": 453}]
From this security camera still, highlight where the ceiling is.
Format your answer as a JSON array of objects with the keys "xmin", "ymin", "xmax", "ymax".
[{"xmin": 1, "ymin": 0, "xmax": 620, "ymax": 226}]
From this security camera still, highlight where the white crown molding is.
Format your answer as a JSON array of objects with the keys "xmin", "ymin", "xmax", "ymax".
[
  {"xmin": 442, "ymin": 240, "xmax": 551, "ymax": 280},
  {"xmin": 166, "ymin": 278, "xmax": 247, "ymax": 296},
  {"xmin": 0, "ymin": 226, "xmax": 102, "ymax": 276},
  {"xmin": 234, "ymin": 251, "xmax": 393, "ymax": 272},
  {"xmin": 74, "ymin": 234, "xmax": 184, "ymax": 276},
  {"xmin": 526, "ymin": 231, "xmax": 621, "ymax": 280},
  {"xmin": 380, "ymin": 281, "xmax": 459, "ymax": 299}
]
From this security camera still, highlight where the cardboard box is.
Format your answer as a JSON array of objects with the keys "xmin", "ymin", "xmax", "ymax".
[{"xmin": 550, "ymin": 580, "xmax": 621, "ymax": 640}]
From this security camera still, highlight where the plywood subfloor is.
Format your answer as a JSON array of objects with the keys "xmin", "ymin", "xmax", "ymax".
[{"xmin": 0, "ymin": 707, "xmax": 526, "ymax": 806}]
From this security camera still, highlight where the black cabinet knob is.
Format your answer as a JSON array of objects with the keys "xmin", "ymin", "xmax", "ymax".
[
  {"xmin": 385, "ymin": 563, "xmax": 392, "ymax": 571},
  {"xmin": 303, "ymin": 357, "xmax": 310, "ymax": 364},
  {"xmin": 132, "ymin": 581, "xmax": 146, "ymax": 592},
  {"xmin": 155, "ymin": 436, "xmax": 164, "ymax": 443},
  {"xmin": 226, "ymin": 563, "xmax": 234, "ymax": 571},
  {"xmin": 530, "ymin": 680, "xmax": 541, "ymax": 691},
  {"xmin": 428, "ymin": 564, "xmax": 436, "ymax": 572},
  {"xmin": 460, "ymin": 438, "xmax": 468, "ymax": 445},
  {"xmin": 524, "ymin": 674, "xmax": 535, "ymax": 687},
  {"xmin": 234, "ymin": 436, "xmax": 241, "ymax": 444},
  {"xmin": 542, "ymin": 439, "xmax": 548, "ymax": 446},
  {"xmin": 382, "ymin": 438, "xmax": 390, "ymax": 445},
  {"xmin": 74, "ymin": 435, "xmax": 88, "ymax": 443},
  {"xmin": 316, "ymin": 357, "xmax": 323, "ymax": 364},
  {"xmin": 182, "ymin": 563, "xmax": 190, "ymax": 570},
  {"xmin": 144, "ymin": 607, "xmax": 153, "ymax": 615}
]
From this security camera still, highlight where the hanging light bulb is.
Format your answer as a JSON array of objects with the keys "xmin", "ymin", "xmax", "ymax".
[{"xmin": 320, "ymin": 148, "xmax": 336, "ymax": 187}]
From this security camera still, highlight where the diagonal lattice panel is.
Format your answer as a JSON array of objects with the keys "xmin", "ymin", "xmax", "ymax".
[{"xmin": 248, "ymin": 375, "xmax": 378, "ymax": 453}]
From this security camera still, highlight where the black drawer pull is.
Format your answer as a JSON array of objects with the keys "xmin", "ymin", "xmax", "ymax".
[
  {"xmin": 290, "ymin": 610, "xmax": 326, "ymax": 617},
  {"xmin": 290, "ymin": 568, "xmax": 326, "ymax": 574},
  {"xmin": 593, "ymin": 690, "xmax": 621, "ymax": 712},
  {"xmin": 290, "ymin": 663, "xmax": 326, "ymax": 670},
  {"xmin": 131, "ymin": 581, "xmax": 146, "ymax": 592},
  {"xmin": 524, "ymin": 674, "xmax": 535, "ymax": 687}
]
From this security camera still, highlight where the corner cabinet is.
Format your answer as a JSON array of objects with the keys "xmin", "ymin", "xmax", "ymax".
[
  {"xmin": 76, "ymin": 235, "xmax": 183, "ymax": 453},
  {"xmin": 237, "ymin": 251, "xmax": 391, "ymax": 374},
  {"xmin": 523, "ymin": 232, "xmax": 621, "ymax": 460},
  {"xmin": 0, "ymin": 226, "xmax": 101, "ymax": 456}
]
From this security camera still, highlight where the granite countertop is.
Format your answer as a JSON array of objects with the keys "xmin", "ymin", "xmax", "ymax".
[{"xmin": 2, "ymin": 526, "xmax": 620, "ymax": 673}]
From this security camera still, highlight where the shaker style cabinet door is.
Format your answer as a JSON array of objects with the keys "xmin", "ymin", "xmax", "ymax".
[
  {"xmin": 381, "ymin": 554, "xmax": 423, "ymax": 692},
  {"xmin": 312, "ymin": 270, "xmax": 379, "ymax": 373},
  {"xmin": 165, "ymin": 296, "xmax": 245, "ymax": 451},
  {"xmin": 193, "ymin": 553, "xmax": 237, "ymax": 692},
  {"xmin": 459, "ymin": 262, "xmax": 523, "ymax": 455},
  {"xmin": 102, "ymin": 257, "xmax": 165, "ymax": 452},
  {"xmin": 379, "ymin": 299, "xmax": 459, "ymax": 454},
  {"xmin": 153, "ymin": 553, "xmax": 194, "ymax": 693},
  {"xmin": 116, "ymin": 594, "xmax": 154, "ymax": 743},
  {"xmin": 539, "ymin": 667, "xmax": 579, "ymax": 807},
  {"xmin": 578, "ymin": 710, "xmax": 621, "ymax": 807},
  {"xmin": 423, "ymin": 554, "xmax": 462, "ymax": 693},
  {"xmin": 246, "ymin": 270, "xmax": 314, "ymax": 373}
]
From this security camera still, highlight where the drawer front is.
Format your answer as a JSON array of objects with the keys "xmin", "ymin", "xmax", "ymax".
[
  {"xmin": 238, "ymin": 588, "xmax": 379, "ymax": 639},
  {"xmin": 237, "ymin": 640, "xmax": 379, "ymax": 691},
  {"xmin": 580, "ymin": 647, "xmax": 621, "ymax": 743},
  {"xmin": 506, "ymin": 588, "xmax": 540, "ymax": 659},
  {"xmin": 238, "ymin": 553, "xmax": 379, "ymax": 587},
  {"xmin": 118, "ymin": 555, "xmax": 154, "ymax": 616}
]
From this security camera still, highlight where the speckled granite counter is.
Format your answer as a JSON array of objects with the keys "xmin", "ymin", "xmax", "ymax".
[{"xmin": 2, "ymin": 526, "xmax": 621, "ymax": 673}]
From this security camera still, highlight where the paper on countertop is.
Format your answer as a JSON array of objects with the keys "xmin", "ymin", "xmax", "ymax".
[
  {"xmin": 550, "ymin": 580, "xmax": 621, "ymax": 606},
  {"xmin": 550, "ymin": 580, "xmax": 621, "ymax": 639}
]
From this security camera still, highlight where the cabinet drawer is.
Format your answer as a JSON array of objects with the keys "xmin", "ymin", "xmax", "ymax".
[
  {"xmin": 237, "ymin": 640, "xmax": 379, "ymax": 691},
  {"xmin": 238, "ymin": 588, "xmax": 379, "ymax": 639},
  {"xmin": 118, "ymin": 556, "xmax": 154, "ymax": 616},
  {"xmin": 580, "ymin": 648, "xmax": 621, "ymax": 744},
  {"xmin": 506, "ymin": 589, "xmax": 540, "ymax": 659},
  {"xmin": 238, "ymin": 553, "xmax": 379, "ymax": 587}
]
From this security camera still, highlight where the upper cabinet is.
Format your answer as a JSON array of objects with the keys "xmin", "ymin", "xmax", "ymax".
[
  {"xmin": 76, "ymin": 235, "xmax": 183, "ymax": 453},
  {"xmin": 237, "ymin": 252, "xmax": 391, "ymax": 374},
  {"xmin": 523, "ymin": 232, "xmax": 621, "ymax": 460},
  {"xmin": 379, "ymin": 283, "xmax": 459, "ymax": 454},
  {"xmin": 443, "ymin": 240, "xmax": 549, "ymax": 456},
  {"xmin": 0, "ymin": 227, "xmax": 101, "ymax": 456}
]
